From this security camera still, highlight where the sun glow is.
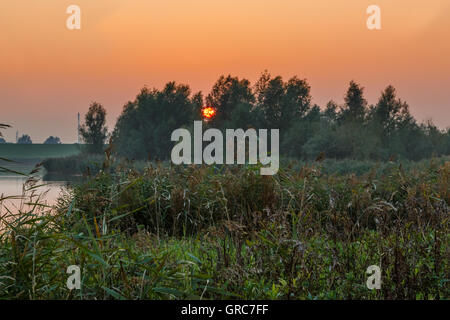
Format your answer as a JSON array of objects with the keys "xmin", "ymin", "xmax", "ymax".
[{"xmin": 202, "ymin": 107, "xmax": 216, "ymax": 120}]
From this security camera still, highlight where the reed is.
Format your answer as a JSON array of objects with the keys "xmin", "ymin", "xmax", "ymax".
[{"xmin": 0, "ymin": 154, "xmax": 448, "ymax": 299}]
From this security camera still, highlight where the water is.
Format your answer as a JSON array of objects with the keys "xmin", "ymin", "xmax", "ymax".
[
  {"xmin": 0, "ymin": 161, "xmax": 73, "ymax": 213},
  {"xmin": 0, "ymin": 176, "xmax": 68, "ymax": 212}
]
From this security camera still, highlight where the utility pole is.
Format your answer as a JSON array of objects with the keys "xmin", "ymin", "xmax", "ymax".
[{"xmin": 77, "ymin": 113, "xmax": 81, "ymax": 144}]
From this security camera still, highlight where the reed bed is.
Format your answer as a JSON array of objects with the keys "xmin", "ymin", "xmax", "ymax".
[{"xmin": 0, "ymin": 158, "xmax": 448, "ymax": 299}]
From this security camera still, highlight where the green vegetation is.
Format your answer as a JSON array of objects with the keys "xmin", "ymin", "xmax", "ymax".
[
  {"xmin": 41, "ymin": 73, "xmax": 450, "ymax": 178},
  {"xmin": 42, "ymin": 153, "xmax": 147, "ymax": 176},
  {"xmin": 111, "ymin": 73, "xmax": 450, "ymax": 162},
  {"xmin": 17, "ymin": 134, "xmax": 32, "ymax": 144},
  {"xmin": 1, "ymin": 72, "xmax": 449, "ymax": 300},
  {"xmin": 0, "ymin": 144, "xmax": 80, "ymax": 160},
  {"xmin": 42, "ymin": 154, "xmax": 105, "ymax": 175},
  {"xmin": 42, "ymin": 154, "xmax": 447, "ymax": 177},
  {"xmin": 1, "ymin": 158, "xmax": 448, "ymax": 299},
  {"xmin": 79, "ymin": 102, "xmax": 109, "ymax": 154},
  {"xmin": 44, "ymin": 136, "xmax": 61, "ymax": 145}
]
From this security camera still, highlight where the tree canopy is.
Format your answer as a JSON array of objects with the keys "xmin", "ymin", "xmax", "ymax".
[
  {"xmin": 44, "ymin": 136, "xmax": 61, "ymax": 144},
  {"xmin": 17, "ymin": 134, "xmax": 32, "ymax": 144},
  {"xmin": 79, "ymin": 102, "xmax": 108, "ymax": 154},
  {"xmin": 108, "ymin": 73, "xmax": 449, "ymax": 162}
]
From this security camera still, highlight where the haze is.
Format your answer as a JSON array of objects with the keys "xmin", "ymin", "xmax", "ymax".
[{"xmin": 1, "ymin": 0, "xmax": 449, "ymax": 143}]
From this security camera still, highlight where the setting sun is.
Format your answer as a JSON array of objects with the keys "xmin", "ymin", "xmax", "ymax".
[{"xmin": 202, "ymin": 107, "xmax": 216, "ymax": 120}]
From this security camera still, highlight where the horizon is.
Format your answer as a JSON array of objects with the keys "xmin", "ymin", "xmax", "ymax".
[{"xmin": 1, "ymin": 0, "xmax": 449, "ymax": 143}]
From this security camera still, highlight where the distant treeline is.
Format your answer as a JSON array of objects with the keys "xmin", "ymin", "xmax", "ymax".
[{"xmin": 110, "ymin": 71, "xmax": 450, "ymax": 161}]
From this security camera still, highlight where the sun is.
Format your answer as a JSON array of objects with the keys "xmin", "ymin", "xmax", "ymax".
[{"xmin": 201, "ymin": 107, "xmax": 216, "ymax": 120}]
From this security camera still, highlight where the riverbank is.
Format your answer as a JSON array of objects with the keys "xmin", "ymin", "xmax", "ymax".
[
  {"xmin": 42, "ymin": 153, "xmax": 450, "ymax": 177},
  {"xmin": 0, "ymin": 143, "xmax": 81, "ymax": 159}
]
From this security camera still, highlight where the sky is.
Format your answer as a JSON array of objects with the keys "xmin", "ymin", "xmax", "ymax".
[{"xmin": 1, "ymin": 0, "xmax": 449, "ymax": 143}]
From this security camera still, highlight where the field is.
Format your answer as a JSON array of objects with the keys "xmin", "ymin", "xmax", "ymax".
[
  {"xmin": 0, "ymin": 144, "xmax": 81, "ymax": 160},
  {"xmin": 0, "ymin": 157, "xmax": 448, "ymax": 300}
]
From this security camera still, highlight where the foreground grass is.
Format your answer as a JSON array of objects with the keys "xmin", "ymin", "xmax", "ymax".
[{"xmin": 0, "ymin": 158, "xmax": 448, "ymax": 299}]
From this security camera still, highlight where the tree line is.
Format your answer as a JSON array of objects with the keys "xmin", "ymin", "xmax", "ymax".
[
  {"xmin": 81, "ymin": 71, "xmax": 450, "ymax": 161},
  {"xmin": 0, "ymin": 134, "xmax": 61, "ymax": 144}
]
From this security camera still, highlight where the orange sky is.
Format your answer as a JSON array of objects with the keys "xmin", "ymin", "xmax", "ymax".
[{"xmin": 1, "ymin": 0, "xmax": 449, "ymax": 143}]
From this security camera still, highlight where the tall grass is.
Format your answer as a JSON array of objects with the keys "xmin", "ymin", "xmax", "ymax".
[{"xmin": 1, "ymin": 155, "xmax": 449, "ymax": 299}]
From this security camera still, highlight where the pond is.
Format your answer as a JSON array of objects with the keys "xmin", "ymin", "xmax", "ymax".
[{"xmin": 0, "ymin": 160, "xmax": 77, "ymax": 214}]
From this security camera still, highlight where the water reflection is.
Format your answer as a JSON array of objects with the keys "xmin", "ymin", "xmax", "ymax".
[
  {"xmin": 0, "ymin": 160, "xmax": 81, "ymax": 213},
  {"xmin": 0, "ymin": 175, "xmax": 69, "ymax": 212}
]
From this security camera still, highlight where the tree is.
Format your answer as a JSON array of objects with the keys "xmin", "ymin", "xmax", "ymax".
[
  {"xmin": 323, "ymin": 100, "xmax": 339, "ymax": 123},
  {"xmin": 283, "ymin": 105, "xmax": 321, "ymax": 158},
  {"xmin": 341, "ymin": 81, "xmax": 367, "ymax": 123},
  {"xmin": 372, "ymin": 86, "xmax": 402, "ymax": 125},
  {"xmin": 44, "ymin": 136, "xmax": 61, "ymax": 144},
  {"xmin": 0, "ymin": 137, "xmax": 6, "ymax": 144},
  {"xmin": 367, "ymin": 85, "xmax": 413, "ymax": 158},
  {"xmin": 328, "ymin": 81, "xmax": 370, "ymax": 158},
  {"xmin": 254, "ymin": 72, "xmax": 284, "ymax": 129},
  {"xmin": 112, "ymin": 83, "xmax": 200, "ymax": 160},
  {"xmin": 108, "ymin": 74, "xmax": 449, "ymax": 162},
  {"xmin": 17, "ymin": 134, "xmax": 32, "ymax": 144},
  {"xmin": 253, "ymin": 71, "xmax": 311, "ymax": 130},
  {"xmin": 206, "ymin": 75, "xmax": 254, "ymax": 128},
  {"xmin": 282, "ymin": 76, "xmax": 311, "ymax": 123},
  {"xmin": 79, "ymin": 102, "xmax": 108, "ymax": 153}
]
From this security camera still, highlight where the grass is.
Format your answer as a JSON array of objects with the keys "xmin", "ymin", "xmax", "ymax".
[
  {"xmin": 0, "ymin": 156, "xmax": 448, "ymax": 300},
  {"xmin": 0, "ymin": 144, "xmax": 81, "ymax": 160},
  {"xmin": 42, "ymin": 154, "xmax": 105, "ymax": 175},
  {"xmin": 42, "ymin": 154, "xmax": 447, "ymax": 177}
]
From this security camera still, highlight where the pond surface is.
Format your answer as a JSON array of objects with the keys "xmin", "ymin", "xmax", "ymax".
[
  {"xmin": 0, "ymin": 176, "xmax": 68, "ymax": 212},
  {"xmin": 0, "ymin": 161, "xmax": 75, "ymax": 213}
]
